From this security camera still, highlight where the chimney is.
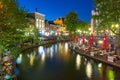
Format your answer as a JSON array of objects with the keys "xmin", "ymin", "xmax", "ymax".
[{"xmin": 35, "ymin": 8, "xmax": 38, "ymax": 12}]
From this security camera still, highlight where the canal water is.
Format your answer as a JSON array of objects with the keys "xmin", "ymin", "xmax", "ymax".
[{"xmin": 16, "ymin": 42, "xmax": 120, "ymax": 80}]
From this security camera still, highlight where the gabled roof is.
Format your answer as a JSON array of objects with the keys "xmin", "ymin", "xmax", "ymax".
[{"xmin": 27, "ymin": 12, "xmax": 45, "ymax": 19}]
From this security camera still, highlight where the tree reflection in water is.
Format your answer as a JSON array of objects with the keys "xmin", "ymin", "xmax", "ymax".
[{"xmin": 16, "ymin": 42, "xmax": 120, "ymax": 80}]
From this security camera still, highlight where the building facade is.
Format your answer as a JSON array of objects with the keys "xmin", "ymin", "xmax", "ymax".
[
  {"xmin": 45, "ymin": 20, "xmax": 59, "ymax": 36},
  {"xmin": 91, "ymin": 10, "xmax": 98, "ymax": 35},
  {"xmin": 53, "ymin": 17, "xmax": 64, "ymax": 26},
  {"xmin": 27, "ymin": 12, "xmax": 45, "ymax": 30}
]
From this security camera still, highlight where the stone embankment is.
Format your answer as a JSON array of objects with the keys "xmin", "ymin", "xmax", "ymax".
[
  {"xmin": 69, "ymin": 43, "xmax": 120, "ymax": 69},
  {"xmin": 20, "ymin": 39, "xmax": 70, "ymax": 51}
]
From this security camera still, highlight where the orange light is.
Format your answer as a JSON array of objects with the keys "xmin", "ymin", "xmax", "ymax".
[{"xmin": 0, "ymin": 2, "xmax": 3, "ymax": 9}]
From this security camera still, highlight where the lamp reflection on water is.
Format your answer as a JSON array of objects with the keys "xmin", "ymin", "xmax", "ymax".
[
  {"xmin": 29, "ymin": 52, "xmax": 35, "ymax": 66},
  {"xmin": 65, "ymin": 43, "xmax": 68, "ymax": 53},
  {"xmin": 86, "ymin": 62, "xmax": 92, "ymax": 78},
  {"xmin": 54, "ymin": 44, "xmax": 57, "ymax": 54},
  {"xmin": 38, "ymin": 46, "xmax": 44, "ymax": 56},
  {"xmin": 98, "ymin": 63, "xmax": 103, "ymax": 78},
  {"xmin": 41, "ymin": 51, "xmax": 45, "ymax": 63},
  {"xmin": 76, "ymin": 54, "xmax": 81, "ymax": 70},
  {"xmin": 38, "ymin": 46, "xmax": 46, "ymax": 64},
  {"xmin": 98, "ymin": 63, "xmax": 102, "ymax": 68},
  {"xmin": 50, "ymin": 46, "xmax": 54, "ymax": 58},
  {"xmin": 16, "ymin": 54, "xmax": 22, "ymax": 64},
  {"xmin": 107, "ymin": 69, "xmax": 115, "ymax": 80}
]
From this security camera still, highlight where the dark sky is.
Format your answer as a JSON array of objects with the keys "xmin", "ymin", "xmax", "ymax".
[{"xmin": 18, "ymin": 0, "xmax": 94, "ymax": 23}]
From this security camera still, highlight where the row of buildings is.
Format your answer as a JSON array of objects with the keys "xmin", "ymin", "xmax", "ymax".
[{"xmin": 27, "ymin": 11, "xmax": 68, "ymax": 37}]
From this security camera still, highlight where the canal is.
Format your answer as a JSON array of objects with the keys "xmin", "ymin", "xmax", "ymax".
[{"xmin": 16, "ymin": 42, "xmax": 120, "ymax": 80}]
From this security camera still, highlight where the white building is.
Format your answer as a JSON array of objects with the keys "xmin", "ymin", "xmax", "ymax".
[
  {"xmin": 27, "ymin": 12, "xmax": 45, "ymax": 31},
  {"xmin": 91, "ymin": 10, "xmax": 98, "ymax": 35},
  {"xmin": 34, "ymin": 12, "xmax": 45, "ymax": 30}
]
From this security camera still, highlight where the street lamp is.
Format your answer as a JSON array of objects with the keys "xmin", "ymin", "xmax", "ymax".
[{"xmin": 115, "ymin": 24, "xmax": 119, "ymax": 28}]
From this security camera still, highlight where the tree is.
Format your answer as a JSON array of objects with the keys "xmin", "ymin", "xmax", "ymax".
[
  {"xmin": 0, "ymin": 0, "xmax": 29, "ymax": 56},
  {"xmin": 24, "ymin": 25, "xmax": 39, "ymax": 43},
  {"xmin": 64, "ymin": 11, "xmax": 80, "ymax": 34},
  {"xmin": 93, "ymin": 0, "xmax": 120, "ymax": 46},
  {"xmin": 77, "ymin": 21, "xmax": 90, "ymax": 34}
]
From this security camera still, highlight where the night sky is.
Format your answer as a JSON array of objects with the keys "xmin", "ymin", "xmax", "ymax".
[{"xmin": 18, "ymin": 0, "xmax": 94, "ymax": 23}]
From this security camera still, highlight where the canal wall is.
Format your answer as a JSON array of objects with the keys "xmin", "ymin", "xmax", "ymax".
[
  {"xmin": 20, "ymin": 39, "xmax": 70, "ymax": 52},
  {"xmin": 20, "ymin": 38, "xmax": 120, "ymax": 69},
  {"xmin": 69, "ymin": 46, "xmax": 120, "ymax": 69}
]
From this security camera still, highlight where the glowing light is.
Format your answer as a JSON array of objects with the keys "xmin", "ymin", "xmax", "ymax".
[
  {"xmin": 115, "ymin": 24, "xmax": 119, "ymax": 28},
  {"xmin": 86, "ymin": 62, "xmax": 92, "ymax": 78},
  {"xmin": 98, "ymin": 40, "xmax": 103, "ymax": 44},
  {"xmin": 107, "ymin": 70, "xmax": 115, "ymax": 80},
  {"xmin": 98, "ymin": 63, "xmax": 102, "ymax": 68},
  {"xmin": 41, "ymin": 51, "xmax": 45, "ymax": 63},
  {"xmin": 50, "ymin": 47, "xmax": 54, "ymax": 58},
  {"xmin": 65, "ymin": 43, "xmax": 68, "ymax": 53},
  {"xmin": 111, "ymin": 24, "xmax": 119, "ymax": 28},
  {"xmin": 16, "ymin": 54, "xmax": 22, "ymax": 64},
  {"xmin": 38, "ymin": 46, "xmax": 46, "ymax": 64},
  {"xmin": 55, "ymin": 32, "xmax": 57, "ymax": 35},
  {"xmin": 106, "ymin": 30, "xmax": 109, "ymax": 32},
  {"xmin": 45, "ymin": 32, "xmax": 49, "ymax": 36},
  {"xmin": 78, "ymin": 30, "xmax": 80, "ymax": 32},
  {"xmin": 111, "ymin": 25, "xmax": 114, "ymax": 28},
  {"xmin": 88, "ymin": 28, "xmax": 91, "ymax": 31},
  {"xmin": 54, "ymin": 44, "xmax": 57, "ymax": 53},
  {"xmin": 38, "ymin": 46, "xmax": 44, "ymax": 56},
  {"xmin": 98, "ymin": 63, "xmax": 103, "ymax": 74},
  {"xmin": 76, "ymin": 54, "xmax": 81, "ymax": 70},
  {"xmin": 29, "ymin": 53, "xmax": 35, "ymax": 66}
]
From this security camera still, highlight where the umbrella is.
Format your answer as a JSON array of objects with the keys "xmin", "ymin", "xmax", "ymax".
[
  {"xmin": 72, "ymin": 34, "xmax": 74, "ymax": 42},
  {"xmin": 82, "ymin": 34, "xmax": 85, "ymax": 45},
  {"xmin": 103, "ymin": 33, "xmax": 108, "ymax": 50},
  {"xmin": 76, "ymin": 34, "xmax": 79, "ymax": 43},
  {"xmin": 90, "ymin": 34, "xmax": 94, "ymax": 47}
]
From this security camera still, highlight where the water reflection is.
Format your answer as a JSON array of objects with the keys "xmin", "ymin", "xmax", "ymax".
[
  {"xmin": 50, "ymin": 46, "xmax": 54, "ymax": 58},
  {"xmin": 76, "ymin": 54, "xmax": 81, "ymax": 70},
  {"xmin": 54, "ymin": 44, "xmax": 57, "ymax": 54},
  {"xmin": 65, "ymin": 43, "xmax": 68, "ymax": 53},
  {"xmin": 16, "ymin": 54, "xmax": 22, "ymax": 64},
  {"xmin": 86, "ymin": 61, "xmax": 92, "ymax": 78},
  {"xmin": 57, "ymin": 43, "xmax": 70, "ymax": 62},
  {"xmin": 29, "ymin": 51, "xmax": 36, "ymax": 66},
  {"xmin": 98, "ymin": 63, "xmax": 102, "ymax": 68},
  {"xmin": 38, "ymin": 46, "xmax": 46, "ymax": 64},
  {"xmin": 107, "ymin": 69, "xmax": 115, "ymax": 80},
  {"xmin": 16, "ymin": 42, "xmax": 120, "ymax": 80},
  {"xmin": 98, "ymin": 63, "xmax": 103, "ymax": 78},
  {"xmin": 38, "ymin": 46, "xmax": 44, "ymax": 56},
  {"xmin": 41, "ymin": 51, "xmax": 45, "ymax": 64}
]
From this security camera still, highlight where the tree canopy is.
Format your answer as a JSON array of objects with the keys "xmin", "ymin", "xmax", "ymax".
[
  {"xmin": 93, "ymin": 0, "xmax": 120, "ymax": 35},
  {"xmin": 0, "ymin": 0, "xmax": 29, "ymax": 55},
  {"xmin": 93, "ymin": 0, "xmax": 120, "ymax": 47},
  {"xmin": 64, "ymin": 11, "xmax": 80, "ymax": 34},
  {"xmin": 77, "ymin": 21, "xmax": 90, "ymax": 34}
]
